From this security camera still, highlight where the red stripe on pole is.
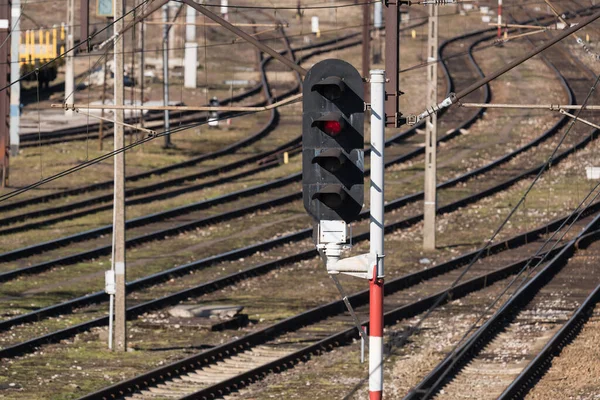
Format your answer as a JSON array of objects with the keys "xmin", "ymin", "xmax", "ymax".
[
  {"xmin": 370, "ymin": 267, "xmax": 384, "ymax": 338},
  {"xmin": 370, "ymin": 390, "xmax": 383, "ymax": 400}
]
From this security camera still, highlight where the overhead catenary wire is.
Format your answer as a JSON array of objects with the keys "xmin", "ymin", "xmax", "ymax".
[
  {"xmin": 415, "ymin": 180, "xmax": 600, "ymax": 398},
  {"xmin": 0, "ymin": 96, "xmax": 301, "ymax": 204},
  {"xmin": 342, "ymin": 16, "xmax": 600, "ymax": 400}
]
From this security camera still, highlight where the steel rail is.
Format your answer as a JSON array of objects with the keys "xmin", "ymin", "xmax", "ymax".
[
  {"xmin": 17, "ymin": 85, "xmax": 263, "ymax": 146},
  {"xmin": 0, "ymin": 31, "xmax": 420, "ymax": 227},
  {"xmin": 71, "ymin": 8, "xmax": 600, "ymax": 399},
  {"xmin": 76, "ymin": 226, "xmax": 600, "ymax": 400},
  {"xmin": 5, "ymin": 199, "xmax": 594, "ymax": 362},
  {"xmin": 0, "ymin": 11, "xmax": 576, "ymax": 344},
  {"xmin": 0, "ymin": 25, "xmax": 485, "ymax": 274},
  {"xmin": 404, "ymin": 10, "xmax": 600, "ymax": 396},
  {"xmin": 0, "ymin": 31, "xmax": 369, "ymax": 213},
  {"xmin": 0, "ymin": 29, "xmax": 561, "ymax": 333},
  {"xmin": 0, "ymin": 22, "xmax": 591, "ymax": 361},
  {"xmin": 0, "ymin": 36, "xmax": 379, "ymax": 230},
  {"xmin": 3, "ymin": 104, "xmax": 595, "ymax": 357},
  {"xmin": 498, "ymin": 281, "xmax": 600, "ymax": 399},
  {"xmin": 404, "ymin": 214, "xmax": 600, "ymax": 400}
]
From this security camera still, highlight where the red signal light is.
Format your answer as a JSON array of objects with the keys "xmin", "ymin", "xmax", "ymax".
[{"xmin": 323, "ymin": 120, "xmax": 342, "ymax": 136}]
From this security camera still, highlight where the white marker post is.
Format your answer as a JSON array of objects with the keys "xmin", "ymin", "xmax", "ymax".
[
  {"xmin": 369, "ymin": 69, "xmax": 385, "ymax": 400},
  {"xmin": 311, "ymin": 16, "xmax": 320, "ymax": 37},
  {"xmin": 221, "ymin": 0, "xmax": 228, "ymax": 20},
  {"xmin": 184, "ymin": 5, "xmax": 197, "ymax": 88}
]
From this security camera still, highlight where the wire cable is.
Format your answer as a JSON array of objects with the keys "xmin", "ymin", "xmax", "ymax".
[
  {"xmin": 341, "ymin": 25, "xmax": 600, "ymax": 400},
  {"xmin": 0, "ymin": 104, "xmax": 283, "ymax": 204}
]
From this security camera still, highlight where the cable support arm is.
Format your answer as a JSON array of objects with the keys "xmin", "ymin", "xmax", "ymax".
[
  {"xmin": 418, "ymin": 0, "xmax": 461, "ymax": 4},
  {"xmin": 559, "ymin": 109, "xmax": 600, "ymax": 131},
  {"xmin": 410, "ymin": 9, "xmax": 600, "ymax": 124},
  {"xmin": 459, "ymin": 103, "xmax": 600, "ymax": 110},
  {"xmin": 543, "ymin": 0, "xmax": 600, "ymax": 60},
  {"xmin": 70, "ymin": 107, "xmax": 157, "ymax": 136},
  {"xmin": 51, "ymin": 93, "xmax": 303, "ymax": 113}
]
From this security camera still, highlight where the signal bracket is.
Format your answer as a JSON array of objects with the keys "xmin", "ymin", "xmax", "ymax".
[{"xmin": 316, "ymin": 220, "xmax": 377, "ymax": 280}]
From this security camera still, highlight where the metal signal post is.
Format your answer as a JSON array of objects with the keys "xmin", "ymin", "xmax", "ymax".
[{"xmin": 369, "ymin": 69, "xmax": 386, "ymax": 400}]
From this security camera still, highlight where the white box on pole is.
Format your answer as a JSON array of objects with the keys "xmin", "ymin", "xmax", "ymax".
[
  {"xmin": 311, "ymin": 16, "xmax": 319, "ymax": 34},
  {"xmin": 374, "ymin": 2, "xmax": 383, "ymax": 29},
  {"xmin": 221, "ymin": 0, "xmax": 228, "ymax": 15}
]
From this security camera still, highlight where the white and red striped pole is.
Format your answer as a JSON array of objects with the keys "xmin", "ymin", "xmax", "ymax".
[
  {"xmin": 369, "ymin": 69, "xmax": 386, "ymax": 400},
  {"xmin": 497, "ymin": 0, "xmax": 503, "ymax": 39}
]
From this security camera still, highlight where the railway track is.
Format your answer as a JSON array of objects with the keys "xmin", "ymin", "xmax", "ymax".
[
  {"xmin": 401, "ymin": 6, "xmax": 600, "ymax": 399},
  {"xmin": 0, "ymin": 33, "xmax": 413, "ymax": 232},
  {"xmin": 0, "ymin": 27, "xmax": 494, "ymax": 330},
  {"xmin": 67, "ymin": 8, "xmax": 600, "ymax": 399},
  {"xmin": 0, "ymin": 22, "xmax": 492, "ymax": 280},
  {"xmin": 0, "ymin": 17, "xmax": 587, "ymax": 362},
  {"xmin": 0, "ymin": 33, "xmax": 311, "ymax": 212},
  {"xmin": 76, "ymin": 209, "xmax": 600, "ymax": 400},
  {"xmin": 1, "ymin": 7, "xmax": 596, "ymax": 400},
  {"xmin": 404, "ymin": 220, "xmax": 600, "ymax": 400},
  {"xmin": 17, "ymin": 14, "xmax": 279, "ymax": 149}
]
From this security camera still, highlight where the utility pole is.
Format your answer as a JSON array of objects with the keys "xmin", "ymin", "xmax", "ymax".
[
  {"xmin": 139, "ymin": 1, "xmax": 145, "ymax": 130},
  {"xmin": 497, "ymin": 0, "xmax": 503, "ymax": 40},
  {"xmin": 65, "ymin": 0, "xmax": 74, "ymax": 116},
  {"xmin": 362, "ymin": 2, "xmax": 370, "ymax": 101},
  {"xmin": 184, "ymin": 4, "xmax": 197, "ymax": 88},
  {"xmin": 9, "ymin": 0, "xmax": 19, "ymax": 156},
  {"xmin": 113, "ymin": 0, "xmax": 127, "ymax": 352},
  {"xmin": 369, "ymin": 69, "xmax": 386, "ymax": 400},
  {"xmin": 423, "ymin": 4, "xmax": 438, "ymax": 251},
  {"xmin": 0, "ymin": 1, "xmax": 9, "ymax": 188},
  {"xmin": 384, "ymin": 0, "xmax": 399, "ymax": 127},
  {"xmin": 162, "ymin": 4, "xmax": 171, "ymax": 148}
]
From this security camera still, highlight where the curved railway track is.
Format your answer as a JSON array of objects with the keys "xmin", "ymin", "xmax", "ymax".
[
  {"xmin": 68, "ymin": 8, "xmax": 600, "ymax": 399},
  {"xmin": 0, "ymin": 29, "xmax": 420, "ymax": 231},
  {"xmin": 17, "ymin": 14, "xmax": 280, "ymax": 148},
  {"xmin": 0, "ymin": 29, "xmax": 491, "ymax": 304},
  {"xmin": 0, "ymin": 33, "xmax": 324, "ymax": 212},
  {"xmin": 1, "ymin": 9, "xmax": 596, "ymax": 400},
  {"xmin": 0, "ymin": 16, "xmax": 588, "ymax": 364},
  {"xmin": 402, "ymin": 6, "xmax": 600, "ymax": 399},
  {"xmin": 77, "ymin": 211, "xmax": 600, "ymax": 400},
  {"xmin": 404, "ymin": 221, "xmax": 600, "ymax": 400},
  {"xmin": 0, "ymin": 22, "xmax": 485, "ymax": 279}
]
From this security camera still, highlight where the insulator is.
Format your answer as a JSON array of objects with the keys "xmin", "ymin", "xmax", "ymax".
[{"xmin": 421, "ymin": 0, "xmax": 458, "ymax": 5}]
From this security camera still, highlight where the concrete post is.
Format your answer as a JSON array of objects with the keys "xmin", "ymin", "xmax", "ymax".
[
  {"xmin": 65, "ymin": 0, "xmax": 74, "ymax": 116},
  {"xmin": 423, "ymin": 4, "xmax": 438, "ymax": 251},
  {"xmin": 9, "ymin": 0, "xmax": 19, "ymax": 155},
  {"xmin": 113, "ymin": 0, "xmax": 127, "ymax": 352},
  {"xmin": 162, "ymin": 4, "xmax": 171, "ymax": 148},
  {"xmin": 184, "ymin": 4, "xmax": 197, "ymax": 88}
]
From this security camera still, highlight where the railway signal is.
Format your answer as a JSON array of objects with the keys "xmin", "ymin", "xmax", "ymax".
[
  {"xmin": 304, "ymin": 65, "xmax": 386, "ymax": 400},
  {"xmin": 302, "ymin": 58, "xmax": 365, "ymax": 224}
]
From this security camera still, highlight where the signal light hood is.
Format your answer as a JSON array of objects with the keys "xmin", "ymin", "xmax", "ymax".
[
  {"xmin": 312, "ymin": 148, "xmax": 348, "ymax": 173},
  {"xmin": 311, "ymin": 76, "xmax": 346, "ymax": 100},
  {"xmin": 312, "ymin": 185, "xmax": 348, "ymax": 209}
]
